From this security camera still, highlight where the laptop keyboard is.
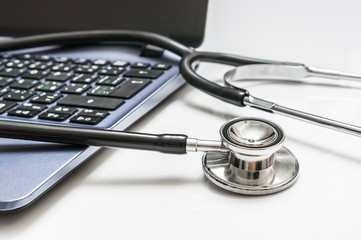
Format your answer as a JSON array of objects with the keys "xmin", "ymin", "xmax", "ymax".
[{"xmin": 0, "ymin": 53, "xmax": 172, "ymax": 126}]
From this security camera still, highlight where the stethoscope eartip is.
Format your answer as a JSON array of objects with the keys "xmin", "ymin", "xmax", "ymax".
[{"xmin": 202, "ymin": 117, "xmax": 299, "ymax": 195}]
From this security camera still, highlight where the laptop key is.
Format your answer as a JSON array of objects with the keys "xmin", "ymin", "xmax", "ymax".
[
  {"xmin": 152, "ymin": 63, "xmax": 171, "ymax": 70},
  {"xmin": 110, "ymin": 79, "xmax": 151, "ymax": 99},
  {"xmin": 61, "ymin": 83, "xmax": 90, "ymax": 94},
  {"xmin": 4, "ymin": 90, "xmax": 35, "ymax": 101},
  {"xmin": 35, "ymin": 55, "xmax": 52, "ymax": 62},
  {"xmin": 0, "ymin": 68, "xmax": 26, "ymax": 77},
  {"xmin": 31, "ymin": 92, "xmax": 62, "ymax": 104},
  {"xmin": 10, "ymin": 79, "xmax": 39, "ymax": 89},
  {"xmin": 78, "ymin": 109, "xmax": 109, "ymax": 118},
  {"xmin": 17, "ymin": 102, "xmax": 47, "ymax": 111},
  {"xmin": 22, "ymin": 69, "xmax": 48, "ymax": 79},
  {"xmin": 46, "ymin": 72, "xmax": 72, "ymax": 82},
  {"xmin": 0, "ymin": 88, "xmax": 10, "ymax": 96},
  {"xmin": 131, "ymin": 62, "xmax": 150, "ymax": 69},
  {"xmin": 58, "ymin": 95, "xmax": 124, "ymax": 110},
  {"xmin": 70, "ymin": 115, "xmax": 103, "ymax": 125},
  {"xmin": 28, "ymin": 61, "xmax": 53, "ymax": 70},
  {"xmin": 8, "ymin": 109, "xmax": 40, "ymax": 118},
  {"xmin": 98, "ymin": 66, "xmax": 125, "ymax": 76},
  {"xmin": 124, "ymin": 69, "xmax": 163, "ymax": 79},
  {"xmin": 38, "ymin": 112, "xmax": 70, "ymax": 121},
  {"xmin": 74, "ymin": 65, "xmax": 99, "ymax": 74},
  {"xmin": 71, "ymin": 73, "xmax": 98, "ymax": 83},
  {"xmin": 96, "ymin": 76, "xmax": 124, "ymax": 86},
  {"xmin": 87, "ymin": 86, "xmax": 115, "ymax": 96},
  {"xmin": 0, "ymin": 100, "xmax": 17, "ymax": 114},
  {"xmin": 6, "ymin": 60, "xmax": 30, "ymax": 68},
  {"xmin": 51, "ymin": 63, "xmax": 75, "ymax": 72},
  {"xmin": 47, "ymin": 106, "xmax": 77, "ymax": 115},
  {"xmin": 36, "ymin": 81, "xmax": 65, "ymax": 92},
  {"xmin": 0, "ymin": 77, "xmax": 14, "ymax": 87},
  {"xmin": 112, "ymin": 60, "xmax": 129, "ymax": 67}
]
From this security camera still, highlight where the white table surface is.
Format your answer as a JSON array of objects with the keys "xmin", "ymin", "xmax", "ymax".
[{"xmin": 2, "ymin": 0, "xmax": 361, "ymax": 239}]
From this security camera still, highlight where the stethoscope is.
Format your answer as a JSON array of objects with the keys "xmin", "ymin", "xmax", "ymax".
[{"xmin": 0, "ymin": 30, "xmax": 361, "ymax": 195}]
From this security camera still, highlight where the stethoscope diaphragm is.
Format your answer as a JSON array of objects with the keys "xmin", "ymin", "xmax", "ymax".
[{"xmin": 202, "ymin": 118, "xmax": 299, "ymax": 195}]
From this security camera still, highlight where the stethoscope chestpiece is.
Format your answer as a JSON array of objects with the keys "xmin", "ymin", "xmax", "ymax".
[{"xmin": 202, "ymin": 118, "xmax": 299, "ymax": 195}]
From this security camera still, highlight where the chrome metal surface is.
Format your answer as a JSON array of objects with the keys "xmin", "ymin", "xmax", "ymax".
[
  {"xmin": 226, "ymin": 120, "xmax": 278, "ymax": 146},
  {"xmin": 186, "ymin": 138, "xmax": 227, "ymax": 152},
  {"xmin": 244, "ymin": 95, "xmax": 361, "ymax": 138},
  {"xmin": 200, "ymin": 117, "xmax": 298, "ymax": 195},
  {"xmin": 223, "ymin": 64, "xmax": 361, "ymax": 85},
  {"xmin": 202, "ymin": 147, "xmax": 299, "ymax": 195},
  {"xmin": 220, "ymin": 118, "xmax": 285, "ymax": 163},
  {"xmin": 224, "ymin": 64, "xmax": 308, "ymax": 83},
  {"xmin": 306, "ymin": 65, "xmax": 361, "ymax": 81}
]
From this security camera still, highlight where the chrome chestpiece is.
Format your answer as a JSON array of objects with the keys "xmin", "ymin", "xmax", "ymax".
[{"xmin": 202, "ymin": 118, "xmax": 299, "ymax": 195}]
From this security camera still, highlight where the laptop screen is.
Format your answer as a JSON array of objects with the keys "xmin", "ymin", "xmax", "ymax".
[{"xmin": 0, "ymin": 0, "xmax": 208, "ymax": 47}]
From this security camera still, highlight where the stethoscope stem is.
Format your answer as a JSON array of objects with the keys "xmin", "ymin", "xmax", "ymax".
[
  {"xmin": 186, "ymin": 138, "xmax": 227, "ymax": 153},
  {"xmin": 0, "ymin": 120, "xmax": 189, "ymax": 154},
  {"xmin": 0, "ymin": 120, "xmax": 228, "ymax": 154},
  {"xmin": 244, "ymin": 95, "xmax": 361, "ymax": 138}
]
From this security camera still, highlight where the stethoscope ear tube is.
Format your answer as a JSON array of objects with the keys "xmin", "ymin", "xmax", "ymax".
[
  {"xmin": 179, "ymin": 51, "xmax": 250, "ymax": 107},
  {"xmin": 178, "ymin": 51, "xmax": 304, "ymax": 107}
]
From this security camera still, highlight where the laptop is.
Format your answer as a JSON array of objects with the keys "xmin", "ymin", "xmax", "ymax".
[{"xmin": 0, "ymin": 0, "xmax": 208, "ymax": 212}]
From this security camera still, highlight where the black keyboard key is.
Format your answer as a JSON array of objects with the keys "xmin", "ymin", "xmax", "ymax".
[
  {"xmin": 0, "ymin": 68, "xmax": 25, "ymax": 77},
  {"xmin": 8, "ymin": 109, "xmax": 40, "ymax": 118},
  {"xmin": 61, "ymin": 83, "xmax": 90, "ymax": 94},
  {"xmin": 98, "ymin": 66, "xmax": 125, "ymax": 76},
  {"xmin": 36, "ymin": 81, "xmax": 65, "ymax": 92},
  {"xmin": 70, "ymin": 115, "xmax": 103, "ymax": 125},
  {"xmin": 97, "ymin": 76, "xmax": 124, "ymax": 86},
  {"xmin": 88, "ymin": 86, "xmax": 115, "ymax": 96},
  {"xmin": 112, "ymin": 60, "xmax": 129, "ymax": 67},
  {"xmin": 0, "ymin": 100, "xmax": 17, "ymax": 114},
  {"xmin": 74, "ymin": 65, "xmax": 99, "ymax": 74},
  {"xmin": 35, "ymin": 55, "xmax": 52, "ymax": 62},
  {"xmin": 46, "ymin": 72, "xmax": 72, "ymax": 82},
  {"xmin": 0, "ymin": 77, "xmax": 14, "ymax": 87},
  {"xmin": 4, "ymin": 90, "xmax": 35, "ymax": 101},
  {"xmin": 124, "ymin": 69, "xmax": 163, "ymax": 79},
  {"xmin": 93, "ymin": 59, "xmax": 109, "ymax": 66},
  {"xmin": 74, "ymin": 58, "xmax": 89, "ymax": 64},
  {"xmin": 54, "ymin": 56, "xmax": 71, "ymax": 63},
  {"xmin": 10, "ymin": 79, "xmax": 39, "ymax": 89},
  {"xmin": 0, "ymin": 58, "xmax": 9, "ymax": 66},
  {"xmin": 28, "ymin": 61, "xmax": 53, "ymax": 70},
  {"xmin": 31, "ymin": 92, "xmax": 62, "ymax": 104},
  {"xmin": 48, "ymin": 106, "xmax": 77, "ymax": 115},
  {"xmin": 22, "ymin": 69, "xmax": 48, "ymax": 80},
  {"xmin": 152, "ymin": 63, "xmax": 171, "ymax": 70},
  {"xmin": 131, "ymin": 62, "xmax": 150, "ymax": 69},
  {"xmin": 51, "ymin": 63, "xmax": 75, "ymax": 72},
  {"xmin": 58, "ymin": 95, "xmax": 124, "ymax": 110},
  {"xmin": 78, "ymin": 109, "xmax": 109, "ymax": 118},
  {"xmin": 18, "ymin": 102, "xmax": 47, "ymax": 111},
  {"xmin": 110, "ymin": 79, "xmax": 151, "ymax": 99},
  {"xmin": 15, "ymin": 54, "xmax": 32, "ymax": 60},
  {"xmin": 38, "ymin": 112, "xmax": 70, "ymax": 121},
  {"xmin": 71, "ymin": 74, "xmax": 98, "ymax": 83},
  {"xmin": 6, "ymin": 60, "xmax": 30, "ymax": 68},
  {"xmin": 0, "ymin": 88, "xmax": 10, "ymax": 96}
]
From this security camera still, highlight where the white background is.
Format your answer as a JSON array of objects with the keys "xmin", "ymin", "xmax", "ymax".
[{"xmin": 2, "ymin": 0, "xmax": 361, "ymax": 239}]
